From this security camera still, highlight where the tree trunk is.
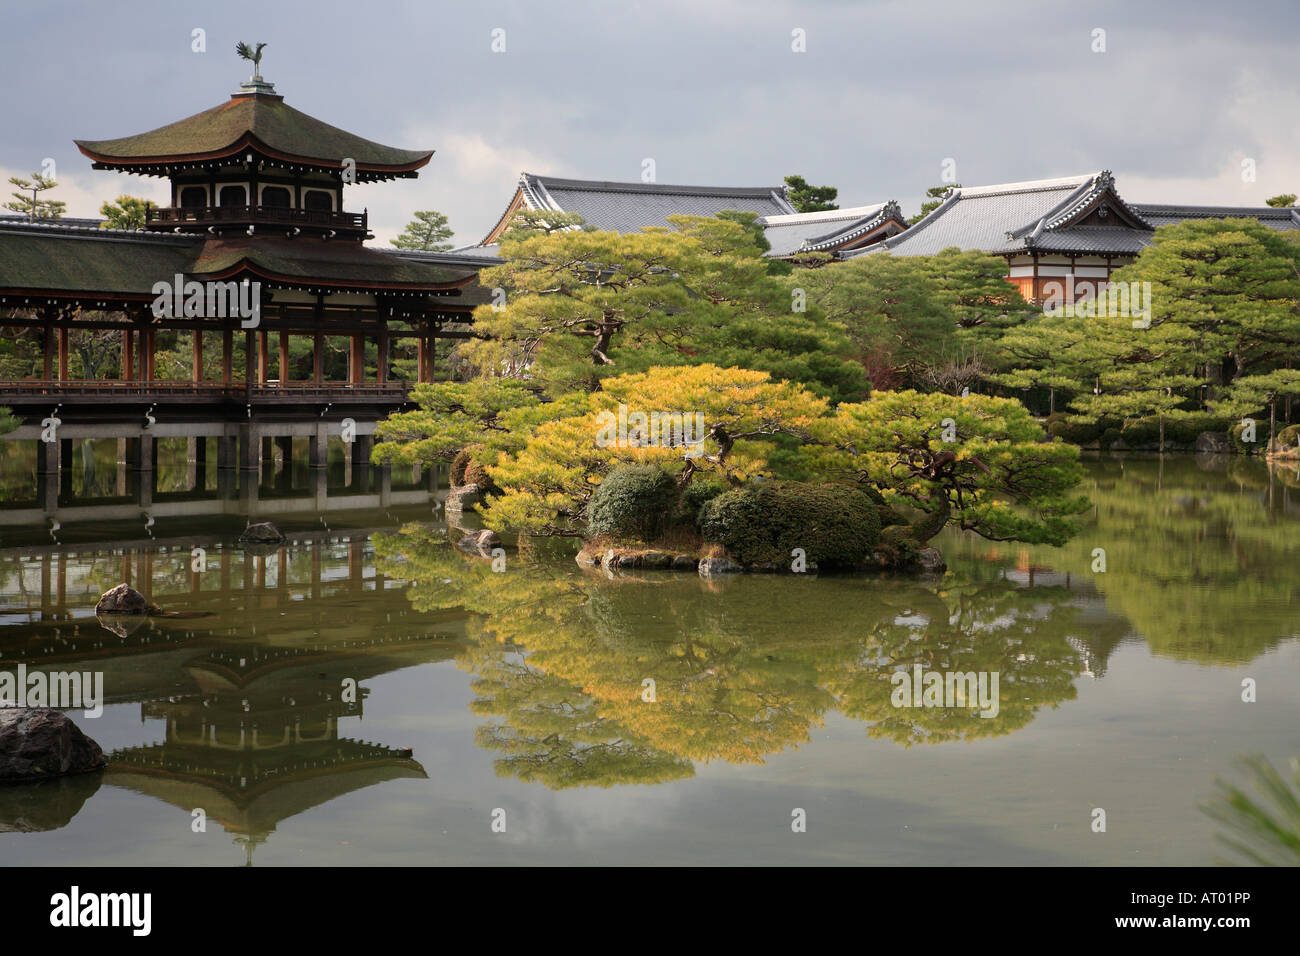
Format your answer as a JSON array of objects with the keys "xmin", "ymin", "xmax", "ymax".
[{"xmin": 909, "ymin": 490, "xmax": 951, "ymax": 543}]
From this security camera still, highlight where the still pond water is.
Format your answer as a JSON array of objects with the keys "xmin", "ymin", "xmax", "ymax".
[{"xmin": 1, "ymin": 451, "xmax": 1297, "ymax": 866}]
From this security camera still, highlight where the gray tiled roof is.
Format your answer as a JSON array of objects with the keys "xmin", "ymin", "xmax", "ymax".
[
  {"xmin": 877, "ymin": 174, "xmax": 1106, "ymax": 256},
  {"xmin": 759, "ymin": 203, "xmax": 900, "ymax": 256},
  {"xmin": 1133, "ymin": 204, "xmax": 1300, "ymax": 232},
  {"xmin": 1027, "ymin": 225, "xmax": 1153, "ymax": 254},
  {"xmin": 510, "ymin": 172, "xmax": 796, "ymax": 235}
]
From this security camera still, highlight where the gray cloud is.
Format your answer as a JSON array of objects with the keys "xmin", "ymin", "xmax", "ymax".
[{"xmin": 2, "ymin": 0, "xmax": 1296, "ymax": 246}]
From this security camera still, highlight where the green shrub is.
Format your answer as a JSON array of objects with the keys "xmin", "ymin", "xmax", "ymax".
[
  {"xmin": 1119, "ymin": 419, "xmax": 1159, "ymax": 447},
  {"xmin": 1166, "ymin": 413, "xmax": 1231, "ymax": 445},
  {"xmin": 876, "ymin": 524, "xmax": 921, "ymax": 568},
  {"xmin": 699, "ymin": 481, "xmax": 881, "ymax": 569},
  {"xmin": 676, "ymin": 476, "xmax": 726, "ymax": 529},
  {"xmin": 587, "ymin": 465, "xmax": 681, "ymax": 541},
  {"xmin": 1271, "ymin": 423, "xmax": 1300, "ymax": 456},
  {"xmin": 1230, "ymin": 421, "xmax": 1261, "ymax": 456},
  {"xmin": 1046, "ymin": 413, "xmax": 1111, "ymax": 445}
]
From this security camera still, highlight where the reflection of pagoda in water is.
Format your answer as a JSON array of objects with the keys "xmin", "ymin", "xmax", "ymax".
[
  {"xmin": 0, "ymin": 529, "xmax": 468, "ymax": 857},
  {"xmin": 105, "ymin": 639, "xmax": 438, "ymax": 864}
]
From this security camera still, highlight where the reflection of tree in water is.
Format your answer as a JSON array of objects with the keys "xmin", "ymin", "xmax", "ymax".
[
  {"xmin": 461, "ymin": 640, "xmax": 693, "ymax": 789},
  {"xmin": 1003, "ymin": 457, "xmax": 1300, "ymax": 665},
  {"xmin": 826, "ymin": 579, "xmax": 1087, "ymax": 746},
  {"xmin": 375, "ymin": 525, "xmax": 1090, "ymax": 787}
]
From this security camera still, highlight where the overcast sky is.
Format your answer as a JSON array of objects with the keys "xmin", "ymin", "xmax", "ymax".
[{"xmin": 2, "ymin": 0, "xmax": 1297, "ymax": 247}]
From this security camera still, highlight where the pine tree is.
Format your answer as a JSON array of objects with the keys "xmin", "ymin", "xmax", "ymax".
[
  {"xmin": 6, "ymin": 173, "xmax": 65, "ymax": 220},
  {"xmin": 783, "ymin": 174, "xmax": 838, "ymax": 212},
  {"xmin": 390, "ymin": 210, "xmax": 454, "ymax": 250}
]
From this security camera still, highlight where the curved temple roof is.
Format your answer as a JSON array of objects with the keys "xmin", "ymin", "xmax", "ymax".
[
  {"xmin": 75, "ymin": 91, "xmax": 432, "ymax": 178},
  {"xmin": 482, "ymin": 171, "xmax": 796, "ymax": 244}
]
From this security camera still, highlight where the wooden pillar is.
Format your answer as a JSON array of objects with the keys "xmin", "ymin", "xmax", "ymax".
[
  {"xmin": 416, "ymin": 333, "xmax": 428, "ymax": 384},
  {"xmin": 145, "ymin": 328, "xmax": 156, "ymax": 382},
  {"xmin": 123, "ymin": 329, "xmax": 135, "ymax": 381},
  {"xmin": 192, "ymin": 329, "xmax": 203, "ymax": 382},
  {"xmin": 349, "ymin": 334, "xmax": 362, "ymax": 384},
  {"xmin": 57, "ymin": 327, "xmax": 69, "ymax": 381},
  {"xmin": 245, "ymin": 330, "xmax": 255, "ymax": 385},
  {"xmin": 257, "ymin": 330, "xmax": 268, "ymax": 383},
  {"xmin": 222, "ymin": 329, "xmax": 233, "ymax": 384},
  {"xmin": 376, "ymin": 320, "xmax": 388, "ymax": 385},
  {"xmin": 313, "ymin": 331, "xmax": 323, "ymax": 384},
  {"xmin": 279, "ymin": 330, "xmax": 290, "ymax": 383},
  {"xmin": 43, "ymin": 323, "xmax": 53, "ymax": 380}
]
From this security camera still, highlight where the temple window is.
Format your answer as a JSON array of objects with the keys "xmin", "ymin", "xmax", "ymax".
[
  {"xmin": 303, "ymin": 190, "xmax": 333, "ymax": 212},
  {"xmin": 219, "ymin": 184, "xmax": 248, "ymax": 207},
  {"xmin": 261, "ymin": 186, "xmax": 292, "ymax": 208}
]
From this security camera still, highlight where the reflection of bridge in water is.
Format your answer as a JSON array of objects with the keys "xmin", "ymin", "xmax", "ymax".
[
  {"xmin": 0, "ymin": 421, "xmax": 443, "ymax": 527},
  {"xmin": 0, "ymin": 515, "xmax": 467, "ymax": 860}
]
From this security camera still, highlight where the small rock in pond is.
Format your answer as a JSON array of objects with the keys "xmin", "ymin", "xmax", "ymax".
[
  {"xmin": 239, "ymin": 522, "xmax": 285, "ymax": 544},
  {"xmin": 94, "ymin": 583, "xmax": 155, "ymax": 616}
]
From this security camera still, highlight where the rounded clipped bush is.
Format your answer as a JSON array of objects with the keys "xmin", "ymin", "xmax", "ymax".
[
  {"xmin": 1230, "ymin": 420, "xmax": 1261, "ymax": 455},
  {"xmin": 587, "ymin": 465, "xmax": 681, "ymax": 542},
  {"xmin": 1045, "ymin": 413, "xmax": 1107, "ymax": 445},
  {"xmin": 1167, "ymin": 413, "xmax": 1230, "ymax": 445},
  {"xmin": 677, "ymin": 476, "xmax": 726, "ymax": 530},
  {"xmin": 699, "ymin": 481, "xmax": 881, "ymax": 569},
  {"xmin": 1271, "ymin": 423, "xmax": 1300, "ymax": 456}
]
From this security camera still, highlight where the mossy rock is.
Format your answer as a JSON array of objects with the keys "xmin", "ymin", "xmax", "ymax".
[{"xmin": 699, "ymin": 481, "xmax": 881, "ymax": 570}]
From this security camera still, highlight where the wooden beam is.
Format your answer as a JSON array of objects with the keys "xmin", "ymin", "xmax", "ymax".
[{"xmin": 58, "ymin": 327, "xmax": 69, "ymax": 380}]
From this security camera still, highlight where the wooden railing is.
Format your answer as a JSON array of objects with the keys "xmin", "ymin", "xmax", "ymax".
[
  {"xmin": 147, "ymin": 204, "xmax": 367, "ymax": 233},
  {"xmin": 0, "ymin": 380, "xmax": 412, "ymax": 402}
]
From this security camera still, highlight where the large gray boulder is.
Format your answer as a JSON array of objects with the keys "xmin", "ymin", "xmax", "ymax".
[
  {"xmin": 0, "ymin": 708, "xmax": 106, "ymax": 783},
  {"xmin": 445, "ymin": 483, "xmax": 483, "ymax": 513},
  {"xmin": 1196, "ymin": 431, "xmax": 1232, "ymax": 454},
  {"xmin": 698, "ymin": 556, "xmax": 743, "ymax": 577},
  {"xmin": 94, "ymin": 583, "xmax": 153, "ymax": 616}
]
